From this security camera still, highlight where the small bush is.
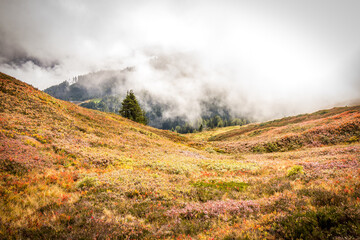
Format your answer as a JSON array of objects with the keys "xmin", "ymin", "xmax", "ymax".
[
  {"xmin": 254, "ymin": 178, "xmax": 292, "ymax": 196},
  {"xmin": 0, "ymin": 159, "xmax": 28, "ymax": 176},
  {"xmin": 248, "ymin": 129, "xmax": 264, "ymax": 137},
  {"xmin": 347, "ymin": 136, "xmax": 359, "ymax": 143},
  {"xmin": 298, "ymin": 188, "xmax": 347, "ymax": 207},
  {"xmin": 171, "ymin": 219, "xmax": 212, "ymax": 236},
  {"xmin": 205, "ymin": 147, "xmax": 216, "ymax": 153},
  {"xmin": 271, "ymin": 206, "xmax": 360, "ymax": 239},
  {"xmin": 125, "ymin": 189, "xmax": 141, "ymax": 199},
  {"xmin": 76, "ymin": 176, "xmax": 98, "ymax": 189},
  {"xmin": 213, "ymin": 147, "xmax": 226, "ymax": 153},
  {"xmin": 264, "ymin": 142, "xmax": 280, "ymax": 152},
  {"xmin": 252, "ymin": 145, "xmax": 266, "ymax": 153},
  {"xmin": 316, "ymin": 110, "xmax": 329, "ymax": 115},
  {"xmin": 286, "ymin": 165, "xmax": 304, "ymax": 178}
]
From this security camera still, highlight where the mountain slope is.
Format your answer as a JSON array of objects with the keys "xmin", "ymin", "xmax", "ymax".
[
  {"xmin": 0, "ymin": 72, "xmax": 202, "ymax": 238},
  {"xmin": 203, "ymin": 106, "xmax": 360, "ymax": 153},
  {"xmin": 1, "ymin": 72, "xmax": 359, "ymax": 239},
  {"xmin": 1, "ymin": 72, "xmax": 187, "ymax": 158}
]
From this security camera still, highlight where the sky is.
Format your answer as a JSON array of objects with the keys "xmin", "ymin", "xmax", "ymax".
[{"xmin": 0, "ymin": 0, "xmax": 359, "ymax": 121}]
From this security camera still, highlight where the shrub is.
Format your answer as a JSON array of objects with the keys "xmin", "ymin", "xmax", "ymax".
[
  {"xmin": 76, "ymin": 176, "xmax": 98, "ymax": 189},
  {"xmin": 252, "ymin": 145, "xmax": 266, "ymax": 153},
  {"xmin": 0, "ymin": 159, "xmax": 28, "ymax": 176},
  {"xmin": 347, "ymin": 136, "xmax": 359, "ymax": 143},
  {"xmin": 298, "ymin": 188, "xmax": 347, "ymax": 207},
  {"xmin": 271, "ymin": 206, "xmax": 360, "ymax": 239},
  {"xmin": 170, "ymin": 218, "xmax": 212, "ymax": 236},
  {"xmin": 253, "ymin": 178, "xmax": 292, "ymax": 196},
  {"xmin": 264, "ymin": 142, "xmax": 280, "ymax": 152},
  {"xmin": 205, "ymin": 147, "xmax": 216, "ymax": 153},
  {"xmin": 213, "ymin": 147, "xmax": 226, "ymax": 153},
  {"xmin": 286, "ymin": 165, "xmax": 304, "ymax": 178},
  {"xmin": 263, "ymin": 193, "xmax": 306, "ymax": 213}
]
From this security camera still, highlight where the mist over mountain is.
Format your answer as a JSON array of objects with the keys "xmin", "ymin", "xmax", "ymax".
[
  {"xmin": 44, "ymin": 68, "xmax": 132, "ymax": 101},
  {"xmin": 44, "ymin": 63, "xmax": 250, "ymax": 132},
  {"xmin": 2, "ymin": 1, "xmax": 360, "ymax": 124}
]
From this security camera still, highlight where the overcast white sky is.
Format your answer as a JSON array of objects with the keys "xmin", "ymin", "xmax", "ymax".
[{"xmin": 0, "ymin": 0, "xmax": 359, "ymax": 120}]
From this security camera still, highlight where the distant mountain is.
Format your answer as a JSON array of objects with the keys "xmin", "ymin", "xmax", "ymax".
[
  {"xmin": 44, "ymin": 69, "xmax": 250, "ymax": 133},
  {"xmin": 44, "ymin": 68, "xmax": 132, "ymax": 101}
]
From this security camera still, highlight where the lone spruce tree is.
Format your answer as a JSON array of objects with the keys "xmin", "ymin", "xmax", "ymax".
[{"xmin": 119, "ymin": 90, "xmax": 147, "ymax": 124}]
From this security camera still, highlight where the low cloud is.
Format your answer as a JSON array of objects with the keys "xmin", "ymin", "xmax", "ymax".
[{"xmin": 1, "ymin": 0, "xmax": 360, "ymax": 121}]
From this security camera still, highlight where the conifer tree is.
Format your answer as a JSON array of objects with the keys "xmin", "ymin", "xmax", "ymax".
[{"xmin": 119, "ymin": 90, "xmax": 147, "ymax": 124}]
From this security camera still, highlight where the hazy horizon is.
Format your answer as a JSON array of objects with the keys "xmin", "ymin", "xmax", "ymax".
[{"xmin": 1, "ymin": 0, "xmax": 359, "ymax": 121}]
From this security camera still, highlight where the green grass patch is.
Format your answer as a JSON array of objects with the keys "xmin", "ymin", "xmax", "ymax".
[
  {"xmin": 191, "ymin": 180, "xmax": 248, "ymax": 192},
  {"xmin": 286, "ymin": 165, "xmax": 304, "ymax": 178}
]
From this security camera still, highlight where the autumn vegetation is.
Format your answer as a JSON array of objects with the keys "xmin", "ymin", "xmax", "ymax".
[{"xmin": 1, "ymin": 72, "xmax": 359, "ymax": 239}]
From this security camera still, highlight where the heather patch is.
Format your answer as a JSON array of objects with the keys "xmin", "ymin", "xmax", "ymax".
[{"xmin": 167, "ymin": 200, "xmax": 260, "ymax": 219}]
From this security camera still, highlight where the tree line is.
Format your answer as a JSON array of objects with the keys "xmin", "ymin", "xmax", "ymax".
[{"xmin": 79, "ymin": 90, "xmax": 250, "ymax": 132}]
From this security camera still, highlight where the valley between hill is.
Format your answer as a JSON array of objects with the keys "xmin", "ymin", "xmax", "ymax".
[{"xmin": 1, "ymin": 72, "xmax": 359, "ymax": 239}]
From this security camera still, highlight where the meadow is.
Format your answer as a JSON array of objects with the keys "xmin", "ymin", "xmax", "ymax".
[{"xmin": 0, "ymin": 72, "xmax": 359, "ymax": 239}]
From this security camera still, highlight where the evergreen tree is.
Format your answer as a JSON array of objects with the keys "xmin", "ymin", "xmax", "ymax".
[{"xmin": 119, "ymin": 90, "xmax": 147, "ymax": 124}]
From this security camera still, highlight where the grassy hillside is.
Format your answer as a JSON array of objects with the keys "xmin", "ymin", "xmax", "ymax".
[
  {"xmin": 1, "ymin": 72, "xmax": 359, "ymax": 239},
  {"xmin": 206, "ymin": 106, "xmax": 360, "ymax": 154}
]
